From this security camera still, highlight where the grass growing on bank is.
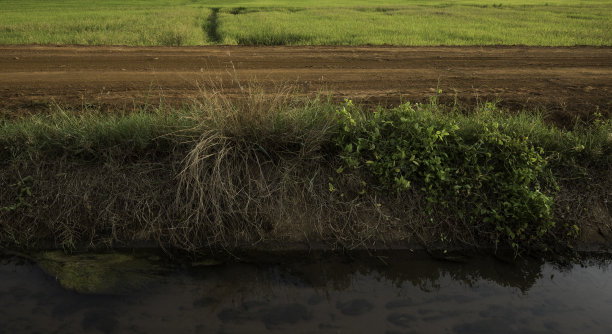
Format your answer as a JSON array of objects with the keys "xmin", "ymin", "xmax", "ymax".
[
  {"xmin": 1, "ymin": 0, "xmax": 611, "ymax": 46},
  {"xmin": 0, "ymin": 91, "xmax": 610, "ymax": 253}
]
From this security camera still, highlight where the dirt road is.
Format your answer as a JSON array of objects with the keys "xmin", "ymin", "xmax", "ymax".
[{"xmin": 1, "ymin": 45, "xmax": 611, "ymax": 124}]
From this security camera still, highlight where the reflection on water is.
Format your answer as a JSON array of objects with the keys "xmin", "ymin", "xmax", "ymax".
[{"xmin": 1, "ymin": 251, "xmax": 612, "ymax": 334}]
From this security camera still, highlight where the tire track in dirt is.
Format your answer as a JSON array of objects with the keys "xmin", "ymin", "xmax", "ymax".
[{"xmin": 0, "ymin": 45, "xmax": 610, "ymax": 125}]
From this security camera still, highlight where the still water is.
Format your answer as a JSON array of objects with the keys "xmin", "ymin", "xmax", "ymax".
[{"xmin": 1, "ymin": 251, "xmax": 611, "ymax": 334}]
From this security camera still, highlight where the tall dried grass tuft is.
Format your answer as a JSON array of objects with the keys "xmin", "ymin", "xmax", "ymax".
[{"xmin": 174, "ymin": 83, "xmax": 339, "ymax": 249}]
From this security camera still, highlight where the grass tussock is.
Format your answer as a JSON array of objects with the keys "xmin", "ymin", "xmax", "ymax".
[
  {"xmin": 174, "ymin": 85, "xmax": 337, "ymax": 248},
  {"xmin": 0, "ymin": 86, "xmax": 610, "ymax": 254}
]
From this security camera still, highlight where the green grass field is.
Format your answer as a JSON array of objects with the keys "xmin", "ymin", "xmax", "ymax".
[{"xmin": 1, "ymin": 0, "xmax": 610, "ymax": 46}]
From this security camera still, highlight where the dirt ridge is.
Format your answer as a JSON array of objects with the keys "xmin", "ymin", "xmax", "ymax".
[{"xmin": 1, "ymin": 45, "xmax": 611, "ymax": 124}]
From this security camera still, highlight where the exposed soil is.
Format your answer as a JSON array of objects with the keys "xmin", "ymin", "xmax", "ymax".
[{"xmin": 1, "ymin": 45, "xmax": 611, "ymax": 125}]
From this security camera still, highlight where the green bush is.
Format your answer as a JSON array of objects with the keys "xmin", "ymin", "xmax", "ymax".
[{"xmin": 335, "ymin": 100, "xmax": 555, "ymax": 250}]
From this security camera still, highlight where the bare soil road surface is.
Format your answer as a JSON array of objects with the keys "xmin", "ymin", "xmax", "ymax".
[{"xmin": 1, "ymin": 45, "xmax": 611, "ymax": 125}]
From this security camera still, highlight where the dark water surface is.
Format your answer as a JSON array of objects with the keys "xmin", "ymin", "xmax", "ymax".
[{"xmin": 1, "ymin": 252, "xmax": 612, "ymax": 334}]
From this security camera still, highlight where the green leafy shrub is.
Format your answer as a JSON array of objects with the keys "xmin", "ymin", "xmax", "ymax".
[{"xmin": 335, "ymin": 100, "xmax": 555, "ymax": 249}]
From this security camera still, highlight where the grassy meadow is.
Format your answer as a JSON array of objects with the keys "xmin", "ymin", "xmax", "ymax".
[{"xmin": 0, "ymin": 0, "xmax": 611, "ymax": 46}]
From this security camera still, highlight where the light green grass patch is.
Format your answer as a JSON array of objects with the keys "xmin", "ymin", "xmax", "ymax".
[
  {"xmin": 0, "ymin": 1, "xmax": 610, "ymax": 46},
  {"xmin": 1, "ymin": 2, "xmax": 210, "ymax": 46}
]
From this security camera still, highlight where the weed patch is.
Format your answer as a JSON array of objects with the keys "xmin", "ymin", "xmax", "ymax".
[{"xmin": 335, "ymin": 101, "xmax": 557, "ymax": 250}]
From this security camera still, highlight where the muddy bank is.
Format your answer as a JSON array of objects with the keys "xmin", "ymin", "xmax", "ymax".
[
  {"xmin": 1, "ymin": 45, "xmax": 611, "ymax": 126},
  {"xmin": 1, "ymin": 88, "xmax": 610, "ymax": 254}
]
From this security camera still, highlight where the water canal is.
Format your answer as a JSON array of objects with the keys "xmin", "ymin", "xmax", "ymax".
[{"xmin": 1, "ymin": 251, "xmax": 611, "ymax": 333}]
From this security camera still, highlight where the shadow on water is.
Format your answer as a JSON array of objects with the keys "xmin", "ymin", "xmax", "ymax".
[
  {"xmin": 278, "ymin": 251, "xmax": 547, "ymax": 294},
  {"xmin": 1, "ymin": 250, "xmax": 612, "ymax": 333}
]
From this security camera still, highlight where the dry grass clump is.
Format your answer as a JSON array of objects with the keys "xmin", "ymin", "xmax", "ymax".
[
  {"xmin": 0, "ymin": 162, "xmax": 179, "ymax": 249},
  {"xmin": 173, "ymin": 84, "xmax": 398, "ymax": 249}
]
